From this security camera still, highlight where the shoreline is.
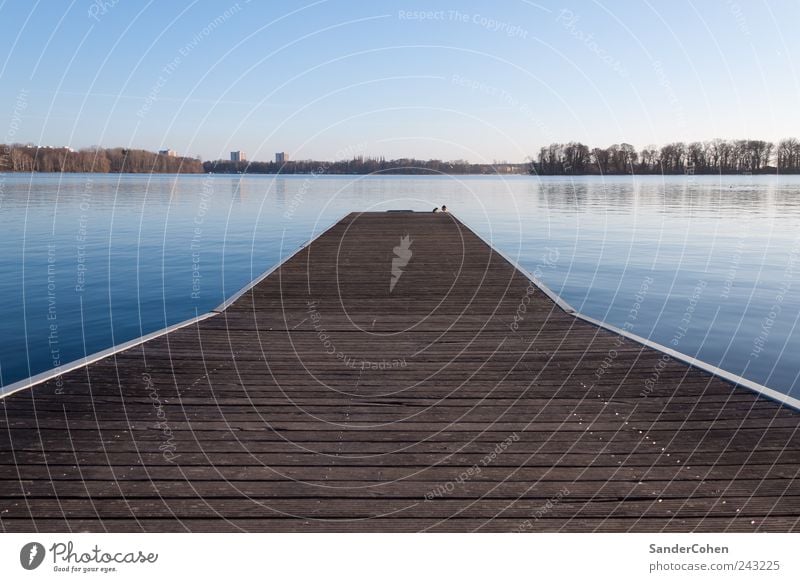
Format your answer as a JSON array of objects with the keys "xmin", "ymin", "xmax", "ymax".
[{"xmin": 3, "ymin": 170, "xmax": 799, "ymax": 176}]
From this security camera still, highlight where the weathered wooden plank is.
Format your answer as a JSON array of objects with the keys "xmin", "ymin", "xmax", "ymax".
[{"xmin": 4, "ymin": 496, "xmax": 800, "ymax": 520}]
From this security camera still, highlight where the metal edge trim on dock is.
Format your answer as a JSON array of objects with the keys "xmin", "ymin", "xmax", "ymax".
[
  {"xmin": 0, "ymin": 216, "xmax": 344, "ymax": 400},
  {"xmin": 455, "ymin": 214, "xmax": 800, "ymax": 413},
  {"xmin": 0, "ymin": 312, "xmax": 216, "ymax": 400}
]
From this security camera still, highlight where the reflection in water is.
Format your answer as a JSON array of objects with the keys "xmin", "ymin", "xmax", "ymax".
[
  {"xmin": 273, "ymin": 176, "xmax": 286, "ymax": 203},
  {"xmin": 0, "ymin": 173, "xmax": 798, "ymax": 396}
]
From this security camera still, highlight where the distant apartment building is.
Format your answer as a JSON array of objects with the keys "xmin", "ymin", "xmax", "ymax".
[
  {"xmin": 275, "ymin": 152, "xmax": 286, "ymax": 164},
  {"xmin": 230, "ymin": 151, "xmax": 246, "ymax": 162},
  {"xmin": 159, "ymin": 149, "xmax": 177, "ymax": 157}
]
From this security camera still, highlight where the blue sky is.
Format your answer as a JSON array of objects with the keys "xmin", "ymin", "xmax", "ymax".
[{"xmin": 1, "ymin": 0, "xmax": 798, "ymax": 162}]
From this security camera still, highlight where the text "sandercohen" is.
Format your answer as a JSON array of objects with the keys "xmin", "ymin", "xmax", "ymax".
[{"xmin": 649, "ymin": 543, "xmax": 729, "ymax": 554}]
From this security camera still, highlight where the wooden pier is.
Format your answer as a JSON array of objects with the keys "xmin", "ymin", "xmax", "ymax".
[{"xmin": 1, "ymin": 211, "xmax": 799, "ymax": 532}]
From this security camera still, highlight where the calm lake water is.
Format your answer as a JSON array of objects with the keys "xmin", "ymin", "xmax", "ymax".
[{"xmin": 1, "ymin": 173, "xmax": 799, "ymax": 397}]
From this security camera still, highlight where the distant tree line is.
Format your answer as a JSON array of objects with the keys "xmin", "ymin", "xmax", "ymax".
[
  {"xmin": 5, "ymin": 140, "xmax": 800, "ymax": 176},
  {"xmin": 203, "ymin": 156, "xmax": 528, "ymax": 175},
  {"xmin": 532, "ymin": 138, "xmax": 800, "ymax": 175},
  {"xmin": 0, "ymin": 144, "xmax": 203, "ymax": 173}
]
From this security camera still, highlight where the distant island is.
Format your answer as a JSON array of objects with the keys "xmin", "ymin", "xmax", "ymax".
[{"xmin": 2, "ymin": 138, "xmax": 800, "ymax": 175}]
